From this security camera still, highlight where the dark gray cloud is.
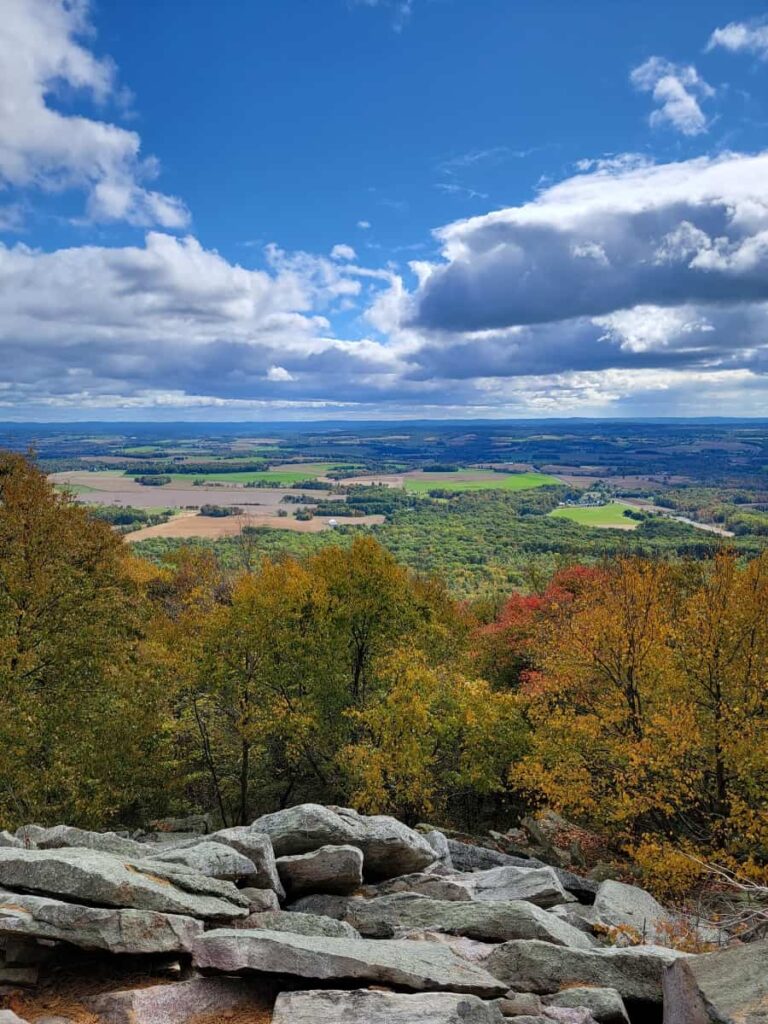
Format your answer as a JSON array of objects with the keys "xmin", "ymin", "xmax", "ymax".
[{"xmin": 412, "ymin": 152, "xmax": 768, "ymax": 332}]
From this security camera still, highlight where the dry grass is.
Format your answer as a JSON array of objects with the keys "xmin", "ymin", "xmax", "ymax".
[{"xmin": 191, "ymin": 1010, "xmax": 272, "ymax": 1024}]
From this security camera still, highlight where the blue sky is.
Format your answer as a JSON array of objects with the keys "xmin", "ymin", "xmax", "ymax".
[{"xmin": 2, "ymin": 0, "xmax": 768, "ymax": 419}]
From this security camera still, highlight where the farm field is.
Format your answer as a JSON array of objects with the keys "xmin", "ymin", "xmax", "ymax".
[
  {"xmin": 343, "ymin": 469, "xmax": 560, "ymax": 493},
  {"xmin": 50, "ymin": 470, "xmax": 345, "ymax": 512},
  {"xmin": 550, "ymin": 502, "xmax": 639, "ymax": 530},
  {"xmin": 125, "ymin": 511, "xmax": 385, "ymax": 541}
]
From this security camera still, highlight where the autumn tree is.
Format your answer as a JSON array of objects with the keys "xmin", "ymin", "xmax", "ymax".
[
  {"xmin": 309, "ymin": 536, "xmax": 463, "ymax": 700},
  {"xmin": 670, "ymin": 550, "xmax": 768, "ymax": 854},
  {"xmin": 179, "ymin": 558, "xmax": 340, "ymax": 824},
  {"xmin": 509, "ymin": 553, "xmax": 768, "ymax": 862},
  {"xmin": 154, "ymin": 537, "xmax": 471, "ymax": 823},
  {"xmin": 341, "ymin": 646, "xmax": 526, "ymax": 823},
  {"xmin": 0, "ymin": 454, "xmax": 167, "ymax": 827}
]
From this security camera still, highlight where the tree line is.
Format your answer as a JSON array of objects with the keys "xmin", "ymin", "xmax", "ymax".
[{"xmin": 0, "ymin": 454, "xmax": 765, "ymax": 894}]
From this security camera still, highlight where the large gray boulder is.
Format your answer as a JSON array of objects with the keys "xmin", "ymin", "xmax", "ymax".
[
  {"xmin": 0, "ymin": 848, "xmax": 248, "ymax": 921},
  {"xmin": 239, "ymin": 886, "xmax": 280, "ymax": 912},
  {"xmin": 446, "ymin": 840, "xmax": 531, "ymax": 873},
  {"xmin": 424, "ymin": 831, "xmax": 454, "ymax": 868},
  {"xmin": 30, "ymin": 825, "xmax": 148, "ymax": 859},
  {"xmin": 0, "ymin": 888, "xmax": 201, "ymax": 954},
  {"xmin": 277, "ymin": 844, "xmax": 364, "ymax": 897},
  {"xmin": 452, "ymin": 865, "xmax": 572, "ymax": 908},
  {"xmin": 555, "ymin": 869, "xmax": 600, "ymax": 905},
  {"xmin": 662, "ymin": 939, "xmax": 768, "ymax": 1024},
  {"xmin": 287, "ymin": 893, "xmax": 352, "ymax": 918},
  {"xmin": 271, "ymin": 989, "xmax": 505, "ymax": 1023},
  {"xmin": 193, "ymin": 928, "xmax": 506, "ymax": 995},
  {"xmin": 144, "ymin": 841, "xmax": 258, "ymax": 883},
  {"xmin": 0, "ymin": 833, "xmax": 22, "ymax": 849},
  {"xmin": 251, "ymin": 804, "xmax": 436, "ymax": 878},
  {"xmin": 544, "ymin": 987, "xmax": 630, "ymax": 1024},
  {"xmin": 345, "ymin": 892, "xmax": 593, "ymax": 947},
  {"xmin": 245, "ymin": 909, "xmax": 360, "ymax": 939},
  {"xmin": 87, "ymin": 976, "xmax": 263, "ymax": 1024},
  {"xmin": 593, "ymin": 880, "xmax": 672, "ymax": 943},
  {"xmin": 204, "ymin": 827, "xmax": 284, "ymax": 896},
  {"xmin": 364, "ymin": 872, "xmax": 474, "ymax": 902},
  {"xmin": 487, "ymin": 939, "xmax": 689, "ymax": 1003}
]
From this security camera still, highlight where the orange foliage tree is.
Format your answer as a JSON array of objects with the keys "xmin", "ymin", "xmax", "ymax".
[{"xmin": 500, "ymin": 553, "xmax": 768, "ymax": 861}]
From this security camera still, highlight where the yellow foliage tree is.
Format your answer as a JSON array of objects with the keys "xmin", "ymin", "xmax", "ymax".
[
  {"xmin": 0, "ymin": 454, "xmax": 167, "ymax": 827},
  {"xmin": 342, "ymin": 647, "xmax": 526, "ymax": 823}
]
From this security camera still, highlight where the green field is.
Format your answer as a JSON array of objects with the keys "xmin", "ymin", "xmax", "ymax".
[
  {"xmin": 549, "ymin": 502, "xmax": 638, "ymax": 529},
  {"xmin": 403, "ymin": 471, "xmax": 559, "ymax": 494},
  {"xmin": 159, "ymin": 463, "xmax": 341, "ymax": 485}
]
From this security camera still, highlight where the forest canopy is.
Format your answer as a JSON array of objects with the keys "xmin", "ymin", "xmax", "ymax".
[{"xmin": 1, "ymin": 453, "xmax": 766, "ymax": 897}]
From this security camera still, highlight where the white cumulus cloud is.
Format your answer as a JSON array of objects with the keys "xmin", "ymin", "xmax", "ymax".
[
  {"xmin": 630, "ymin": 57, "xmax": 714, "ymax": 136},
  {"xmin": 331, "ymin": 243, "xmax": 357, "ymax": 261},
  {"xmin": 0, "ymin": 0, "xmax": 189, "ymax": 227},
  {"xmin": 708, "ymin": 20, "xmax": 768, "ymax": 59}
]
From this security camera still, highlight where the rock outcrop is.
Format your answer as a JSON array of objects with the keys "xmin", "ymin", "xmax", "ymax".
[{"xmin": 0, "ymin": 807, "xmax": 744, "ymax": 1024}]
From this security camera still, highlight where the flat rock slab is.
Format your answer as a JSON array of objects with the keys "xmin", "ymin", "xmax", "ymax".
[
  {"xmin": 487, "ymin": 939, "xmax": 688, "ymax": 1003},
  {"xmin": 32, "ymin": 825, "xmax": 148, "ymax": 859},
  {"xmin": 277, "ymin": 844, "xmax": 363, "ymax": 896},
  {"xmin": 245, "ymin": 909, "xmax": 360, "ymax": 939},
  {"xmin": 0, "ymin": 888, "xmax": 202, "ymax": 954},
  {"xmin": 452, "ymin": 866, "xmax": 572, "ymax": 908},
  {"xmin": 271, "ymin": 989, "xmax": 506, "ymax": 1023},
  {"xmin": 346, "ymin": 893, "xmax": 592, "ymax": 947},
  {"xmin": 0, "ymin": 848, "xmax": 248, "ymax": 921},
  {"xmin": 87, "ymin": 976, "xmax": 266, "ymax": 1024},
  {"xmin": 662, "ymin": 939, "xmax": 768, "ymax": 1024},
  {"xmin": 193, "ymin": 928, "xmax": 507, "ymax": 996},
  {"xmin": 252, "ymin": 803, "xmax": 436, "ymax": 878},
  {"xmin": 365, "ymin": 873, "xmax": 474, "ymax": 902}
]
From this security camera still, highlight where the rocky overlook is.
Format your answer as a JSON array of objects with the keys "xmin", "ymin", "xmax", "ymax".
[{"xmin": 0, "ymin": 805, "xmax": 762, "ymax": 1023}]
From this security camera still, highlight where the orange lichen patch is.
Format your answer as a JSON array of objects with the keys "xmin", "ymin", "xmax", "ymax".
[{"xmin": 124, "ymin": 862, "xmax": 173, "ymax": 886}]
